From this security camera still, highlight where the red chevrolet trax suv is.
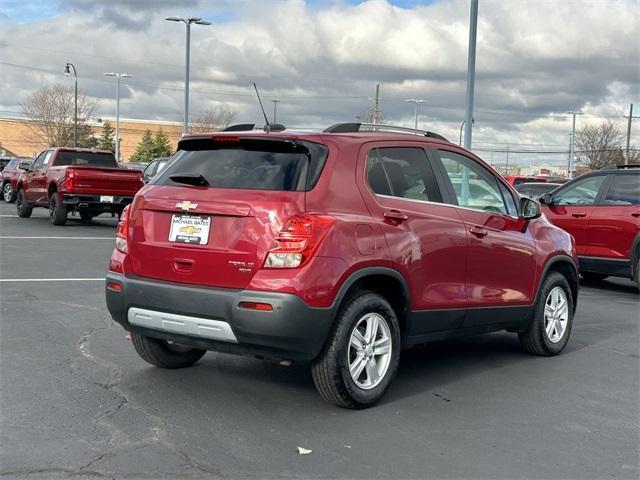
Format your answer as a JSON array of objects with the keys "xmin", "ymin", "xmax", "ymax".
[
  {"xmin": 539, "ymin": 165, "xmax": 640, "ymax": 287},
  {"xmin": 106, "ymin": 123, "xmax": 579, "ymax": 409}
]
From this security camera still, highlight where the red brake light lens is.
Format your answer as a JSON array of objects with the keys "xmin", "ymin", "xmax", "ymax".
[
  {"xmin": 65, "ymin": 170, "xmax": 75, "ymax": 191},
  {"xmin": 238, "ymin": 302, "xmax": 273, "ymax": 311},
  {"xmin": 264, "ymin": 215, "xmax": 335, "ymax": 269},
  {"xmin": 212, "ymin": 135, "xmax": 240, "ymax": 143},
  {"xmin": 115, "ymin": 204, "xmax": 131, "ymax": 254}
]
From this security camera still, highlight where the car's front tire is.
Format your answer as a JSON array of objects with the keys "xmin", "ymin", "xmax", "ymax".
[
  {"xmin": 49, "ymin": 194, "xmax": 67, "ymax": 225},
  {"xmin": 131, "ymin": 332, "xmax": 206, "ymax": 369},
  {"xmin": 16, "ymin": 189, "xmax": 33, "ymax": 218},
  {"xmin": 519, "ymin": 272, "xmax": 574, "ymax": 356},
  {"xmin": 3, "ymin": 182, "xmax": 16, "ymax": 203},
  {"xmin": 312, "ymin": 292, "xmax": 401, "ymax": 409}
]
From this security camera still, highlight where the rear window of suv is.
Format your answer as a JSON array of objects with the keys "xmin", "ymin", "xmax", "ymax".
[{"xmin": 154, "ymin": 138, "xmax": 328, "ymax": 191}]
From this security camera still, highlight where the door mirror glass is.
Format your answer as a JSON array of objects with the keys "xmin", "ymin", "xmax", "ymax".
[
  {"xmin": 539, "ymin": 193, "xmax": 552, "ymax": 205},
  {"xmin": 520, "ymin": 197, "xmax": 541, "ymax": 220},
  {"xmin": 18, "ymin": 161, "xmax": 31, "ymax": 171}
]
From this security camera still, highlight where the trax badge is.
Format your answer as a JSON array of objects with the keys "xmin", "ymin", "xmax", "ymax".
[{"xmin": 176, "ymin": 200, "xmax": 197, "ymax": 212}]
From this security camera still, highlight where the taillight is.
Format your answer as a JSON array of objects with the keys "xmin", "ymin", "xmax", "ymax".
[
  {"xmin": 115, "ymin": 204, "xmax": 131, "ymax": 253},
  {"xmin": 264, "ymin": 214, "xmax": 335, "ymax": 269},
  {"xmin": 65, "ymin": 170, "xmax": 75, "ymax": 191}
]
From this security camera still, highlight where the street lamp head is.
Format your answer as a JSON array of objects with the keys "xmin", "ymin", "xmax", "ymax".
[
  {"xmin": 104, "ymin": 72, "xmax": 115, "ymax": 77},
  {"xmin": 165, "ymin": 16, "xmax": 184, "ymax": 22},
  {"xmin": 121, "ymin": 74, "xmax": 133, "ymax": 79},
  {"xmin": 188, "ymin": 17, "xmax": 202, "ymax": 22},
  {"xmin": 195, "ymin": 19, "xmax": 212, "ymax": 25},
  {"xmin": 64, "ymin": 63, "xmax": 71, "ymax": 75}
]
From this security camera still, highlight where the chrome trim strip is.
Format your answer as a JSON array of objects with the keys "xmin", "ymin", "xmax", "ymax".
[
  {"xmin": 128, "ymin": 307, "xmax": 238, "ymax": 343},
  {"xmin": 375, "ymin": 194, "xmax": 520, "ymax": 219}
]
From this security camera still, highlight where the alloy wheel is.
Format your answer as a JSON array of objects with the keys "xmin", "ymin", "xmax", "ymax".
[
  {"xmin": 544, "ymin": 286, "xmax": 569, "ymax": 343},
  {"xmin": 347, "ymin": 312, "xmax": 392, "ymax": 390},
  {"xmin": 3, "ymin": 183, "xmax": 12, "ymax": 202}
]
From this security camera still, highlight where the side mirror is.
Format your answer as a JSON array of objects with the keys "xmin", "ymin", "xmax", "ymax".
[
  {"xmin": 18, "ymin": 161, "xmax": 31, "ymax": 171},
  {"xmin": 520, "ymin": 197, "xmax": 541, "ymax": 220},
  {"xmin": 539, "ymin": 193, "xmax": 552, "ymax": 205}
]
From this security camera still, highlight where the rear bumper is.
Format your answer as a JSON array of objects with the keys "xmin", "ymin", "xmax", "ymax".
[
  {"xmin": 63, "ymin": 194, "xmax": 133, "ymax": 212},
  {"xmin": 105, "ymin": 273, "xmax": 335, "ymax": 360}
]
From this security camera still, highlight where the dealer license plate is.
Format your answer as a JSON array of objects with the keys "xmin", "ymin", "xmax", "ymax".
[{"xmin": 169, "ymin": 215, "xmax": 211, "ymax": 245}]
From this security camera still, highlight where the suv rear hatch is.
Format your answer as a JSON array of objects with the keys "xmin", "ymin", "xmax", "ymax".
[{"xmin": 127, "ymin": 136, "xmax": 328, "ymax": 289}]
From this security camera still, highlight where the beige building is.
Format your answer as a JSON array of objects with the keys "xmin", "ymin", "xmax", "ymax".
[{"xmin": 0, "ymin": 116, "xmax": 183, "ymax": 162}]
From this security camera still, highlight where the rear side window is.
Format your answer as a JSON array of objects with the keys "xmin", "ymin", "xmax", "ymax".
[
  {"xmin": 155, "ymin": 139, "xmax": 328, "ymax": 191},
  {"xmin": 366, "ymin": 147, "xmax": 442, "ymax": 202},
  {"xmin": 54, "ymin": 152, "xmax": 117, "ymax": 167},
  {"xmin": 604, "ymin": 175, "xmax": 640, "ymax": 206}
]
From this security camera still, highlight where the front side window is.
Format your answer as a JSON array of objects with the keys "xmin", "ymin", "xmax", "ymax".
[
  {"xmin": 366, "ymin": 147, "xmax": 441, "ymax": 202},
  {"xmin": 31, "ymin": 152, "xmax": 47, "ymax": 170},
  {"xmin": 603, "ymin": 175, "xmax": 640, "ymax": 206},
  {"xmin": 437, "ymin": 150, "xmax": 508, "ymax": 215},
  {"xmin": 554, "ymin": 176, "xmax": 606, "ymax": 206}
]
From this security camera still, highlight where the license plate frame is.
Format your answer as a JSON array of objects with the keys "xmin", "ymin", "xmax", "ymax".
[
  {"xmin": 169, "ymin": 214, "xmax": 211, "ymax": 245},
  {"xmin": 100, "ymin": 195, "xmax": 114, "ymax": 203}
]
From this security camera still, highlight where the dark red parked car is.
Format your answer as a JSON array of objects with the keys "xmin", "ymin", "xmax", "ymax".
[
  {"xmin": 2, "ymin": 157, "xmax": 34, "ymax": 203},
  {"xmin": 540, "ymin": 165, "xmax": 640, "ymax": 286},
  {"xmin": 106, "ymin": 123, "xmax": 579, "ymax": 408}
]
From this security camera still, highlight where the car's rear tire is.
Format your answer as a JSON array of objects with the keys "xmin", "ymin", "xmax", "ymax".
[
  {"xmin": 311, "ymin": 292, "xmax": 401, "ymax": 409},
  {"xmin": 3, "ymin": 182, "xmax": 16, "ymax": 203},
  {"xmin": 49, "ymin": 194, "xmax": 67, "ymax": 225},
  {"xmin": 131, "ymin": 332, "xmax": 206, "ymax": 369},
  {"xmin": 519, "ymin": 272, "xmax": 574, "ymax": 356},
  {"xmin": 581, "ymin": 272, "xmax": 608, "ymax": 282},
  {"xmin": 16, "ymin": 189, "xmax": 32, "ymax": 218}
]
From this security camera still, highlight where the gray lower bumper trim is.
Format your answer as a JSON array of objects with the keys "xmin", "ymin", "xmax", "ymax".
[{"xmin": 128, "ymin": 307, "xmax": 238, "ymax": 343}]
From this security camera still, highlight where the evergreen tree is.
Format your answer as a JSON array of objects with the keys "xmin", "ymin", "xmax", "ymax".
[
  {"xmin": 96, "ymin": 121, "xmax": 115, "ymax": 152},
  {"xmin": 152, "ymin": 128, "xmax": 173, "ymax": 158},
  {"xmin": 129, "ymin": 129, "xmax": 155, "ymax": 163}
]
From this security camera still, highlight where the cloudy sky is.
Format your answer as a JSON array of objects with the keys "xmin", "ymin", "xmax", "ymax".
[{"xmin": 1, "ymin": 0, "xmax": 638, "ymax": 165}]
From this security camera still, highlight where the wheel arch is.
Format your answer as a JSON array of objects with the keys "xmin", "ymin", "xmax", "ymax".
[
  {"xmin": 538, "ymin": 255, "xmax": 579, "ymax": 313},
  {"xmin": 630, "ymin": 233, "xmax": 640, "ymax": 280},
  {"xmin": 330, "ymin": 267, "xmax": 410, "ymax": 338}
]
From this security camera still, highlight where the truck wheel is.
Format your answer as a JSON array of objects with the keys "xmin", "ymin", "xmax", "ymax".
[
  {"xmin": 311, "ymin": 292, "xmax": 401, "ymax": 409},
  {"xmin": 131, "ymin": 332, "xmax": 206, "ymax": 369},
  {"xmin": 49, "ymin": 194, "xmax": 67, "ymax": 225},
  {"xmin": 16, "ymin": 189, "xmax": 33, "ymax": 218},
  {"xmin": 519, "ymin": 272, "xmax": 574, "ymax": 356},
  {"xmin": 3, "ymin": 182, "xmax": 16, "ymax": 203},
  {"xmin": 80, "ymin": 211, "xmax": 96, "ymax": 223},
  {"xmin": 634, "ymin": 259, "xmax": 639, "ymax": 291}
]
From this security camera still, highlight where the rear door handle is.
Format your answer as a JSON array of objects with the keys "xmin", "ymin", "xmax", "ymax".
[
  {"xmin": 383, "ymin": 210, "xmax": 408, "ymax": 223},
  {"xmin": 631, "ymin": 212, "xmax": 640, "ymax": 218},
  {"xmin": 469, "ymin": 226, "xmax": 488, "ymax": 238},
  {"xmin": 571, "ymin": 212, "xmax": 587, "ymax": 218}
]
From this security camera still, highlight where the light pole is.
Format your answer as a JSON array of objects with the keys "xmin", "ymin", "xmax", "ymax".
[
  {"xmin": 64, "ymin": 62, "xmax": 78, "ymax": 147},
  {"xmin": 566, "ymin": 111, "xmax": 583, "ymax": 178},
  {"xmin": 459, "ymin": 117, "xmax": 474, "ymax": 146},
  {"xmin": 166, "ymin": 16, "xmax": 212, "ymax": 135},
  {"xmin": 272, "ymin": 100, "xmax": 280, "ymax": 123},
  {"xmin": 404, "ymin": 99, "xmax": 427, "ymax": 129},
  {"xmin": 104, "ymin": 72, "xmax": 132, "ymax": 162}
]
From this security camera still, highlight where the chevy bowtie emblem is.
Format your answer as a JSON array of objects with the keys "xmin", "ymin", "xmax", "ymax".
[{"xmin": 176, "ymin": 201, "xmax": 198, "ymax": 212}]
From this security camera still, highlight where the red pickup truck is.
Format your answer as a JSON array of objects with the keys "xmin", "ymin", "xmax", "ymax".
[{"xmin": 16, "ymin": 147, "xmax": 143, "ymax": 225}]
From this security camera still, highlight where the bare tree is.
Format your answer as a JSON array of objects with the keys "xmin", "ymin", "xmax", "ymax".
[
  {"xmin": 180, "ymin": 105, "xmax": 237, "ymax": 133},
  {"xmin": 575, "ymin": 121, "xmax": 626, "ymax": 170},
  {"xmin": 21, "ymin": 83, "xmax": 98, "ymax": 148}
]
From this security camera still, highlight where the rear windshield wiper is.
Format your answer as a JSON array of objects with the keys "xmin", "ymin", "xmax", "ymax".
[{"xmin": 169, "ymin": 173, "xmax": 209, "ymax": 187}]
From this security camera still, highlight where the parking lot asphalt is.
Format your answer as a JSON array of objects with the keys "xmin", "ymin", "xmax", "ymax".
[{"xmin": 0, "ymin": 200, "xmax": 638, "ymax": 480}]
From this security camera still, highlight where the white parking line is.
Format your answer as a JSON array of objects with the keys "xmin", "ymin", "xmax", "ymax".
[
  {"xmin": 0, "ymin": 236, "xmax": 113, "ymax": 239},
  {"xmin": 0, "ymin": 278, "xmax": 105, "ymax": 282}
]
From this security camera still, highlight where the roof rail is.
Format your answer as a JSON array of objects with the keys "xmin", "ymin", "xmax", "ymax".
[
  {"xmin": 600, "ymin": 164, "xmax": 640, "ymax": 170},
  {"xmin": 324, "ymin": 123, "xmax": 449, "ymax": 142}
]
